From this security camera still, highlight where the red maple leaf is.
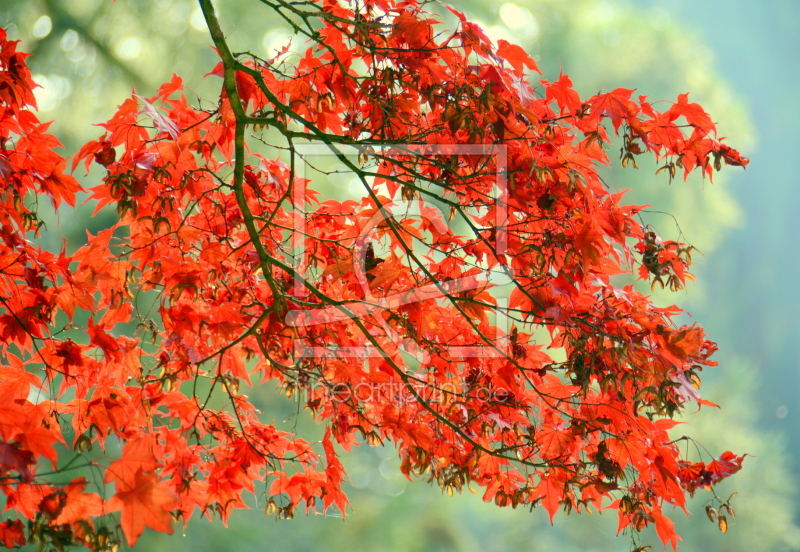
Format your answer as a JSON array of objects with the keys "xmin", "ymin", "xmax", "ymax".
[
  {"xmin": 52, "ymin": 478, "xmax": 104, "ymax": 525},
  {"xmin": 652, "ymin": 504, "xmax": 682, "ymax": 552},
  {"xmin": 0, "ymin": 520, "xmax": 26, "ymax": 548},
  {"xmin": 537, "ymin": 427, "xmax": 574, "ymax": 460},
  {"xmin": 496, "ymin": 40, "xmax": 540, "ymax": 75},
  {"xmin": 588, "ymin": 88, "xmax": 637, "ymax": 132},
  {"xmin": 106, "ymin": 470, "xmax": 176, "ymax": 546},
  {"xmin": 706, "ymin": 451, "xmax": 746, "ymax": 481},
  {"xmin": 105, "ymin": 437, "xmax": 161, "ymax": 486},
  {"xmin": 667, "ymin": 93, "xmax": 716, "ymax": 134}
]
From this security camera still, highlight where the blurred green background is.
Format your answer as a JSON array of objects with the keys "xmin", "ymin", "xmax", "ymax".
[{"xmin": 2, "ymin": 0, "xmax": 799, "ymax": 550}]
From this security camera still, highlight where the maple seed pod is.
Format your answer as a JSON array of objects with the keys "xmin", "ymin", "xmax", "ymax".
[
  {"xmin": 633, "ymin": 513, "xmax": 650, "ymax": 531},
  {"xmin": 75, "ymin": 433, "xmax": 93, "ymax": 453},
  {"xmin": 718, "ymin": 514, "xmax": 728, "ymax": 533},
  {"xmin": 619, "ymin": 495, "xmax": 634, "ymax": 514},
  {"xmin": 705, "ymin": 505, "xmax": 717, "ymax": 522},
  {"xmin": 366, "ymin": 431, "xmax": 382, "ymax": 446}
]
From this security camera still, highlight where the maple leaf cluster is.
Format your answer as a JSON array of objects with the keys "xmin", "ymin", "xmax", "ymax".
[{"xmin": 0, "ymin": 0, "xmax": 750, "ymax": 550}]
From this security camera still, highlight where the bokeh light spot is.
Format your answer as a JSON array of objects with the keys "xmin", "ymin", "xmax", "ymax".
[
  {"xmin": 32, "ymin": 15, "xmax": 52, "ymax": 39},
  {"xmin": 116, "ymin": 37, "xmax": 142, "ymax": 60},
  {"xmin": 59, "ymin": 29, "xmax": 79, "ymax": 52}
]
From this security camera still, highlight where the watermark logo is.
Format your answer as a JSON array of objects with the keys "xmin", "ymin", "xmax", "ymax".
[{"xmin": 285, "ymin": 144, "xmax": 509, "ymax": 363}]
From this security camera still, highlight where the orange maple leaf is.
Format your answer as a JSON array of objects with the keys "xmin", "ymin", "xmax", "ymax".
[
  {"xmin": 105, "ymin": 437, "xmax": 161, "ymax": 486},
  {"xmin": 106, "ymin": 470, "xmax": 176, "ymax": 546},
  {"xmin": 588, "ymin": 88, "xmax": 637, "ymax": 132},
  {"xmin": 52, "ymin": 478, "xmax": 104, "ymax": 525},
  {"xmin": 0, "ymin": 520, "xmax": 26, "ymax": 548},
  {"xmin": 496, "ymin": 39, "xmax": 540, "ymax": 75},
  {"xmin": 652, "ymin": 503, "xmax": 682, "ymax": 552},
  {"xmin": 537, "ymin": 427, "xmax": 574, "ymax": 460}
]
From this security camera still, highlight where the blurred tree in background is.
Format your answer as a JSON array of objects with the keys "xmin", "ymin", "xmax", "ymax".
[{"xmin": 1, "ymin": 0, "xmax": 797, "ymax": 551}]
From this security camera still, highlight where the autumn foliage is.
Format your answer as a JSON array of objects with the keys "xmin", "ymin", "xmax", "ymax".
[{"xmin": 0, "ymin": 0, "xmax": 749, "ymax": 550}]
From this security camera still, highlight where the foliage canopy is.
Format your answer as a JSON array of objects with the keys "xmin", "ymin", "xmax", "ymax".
[{"xmin": 0, "ymin": 0, "xmax": 748, "ymax": 550}]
